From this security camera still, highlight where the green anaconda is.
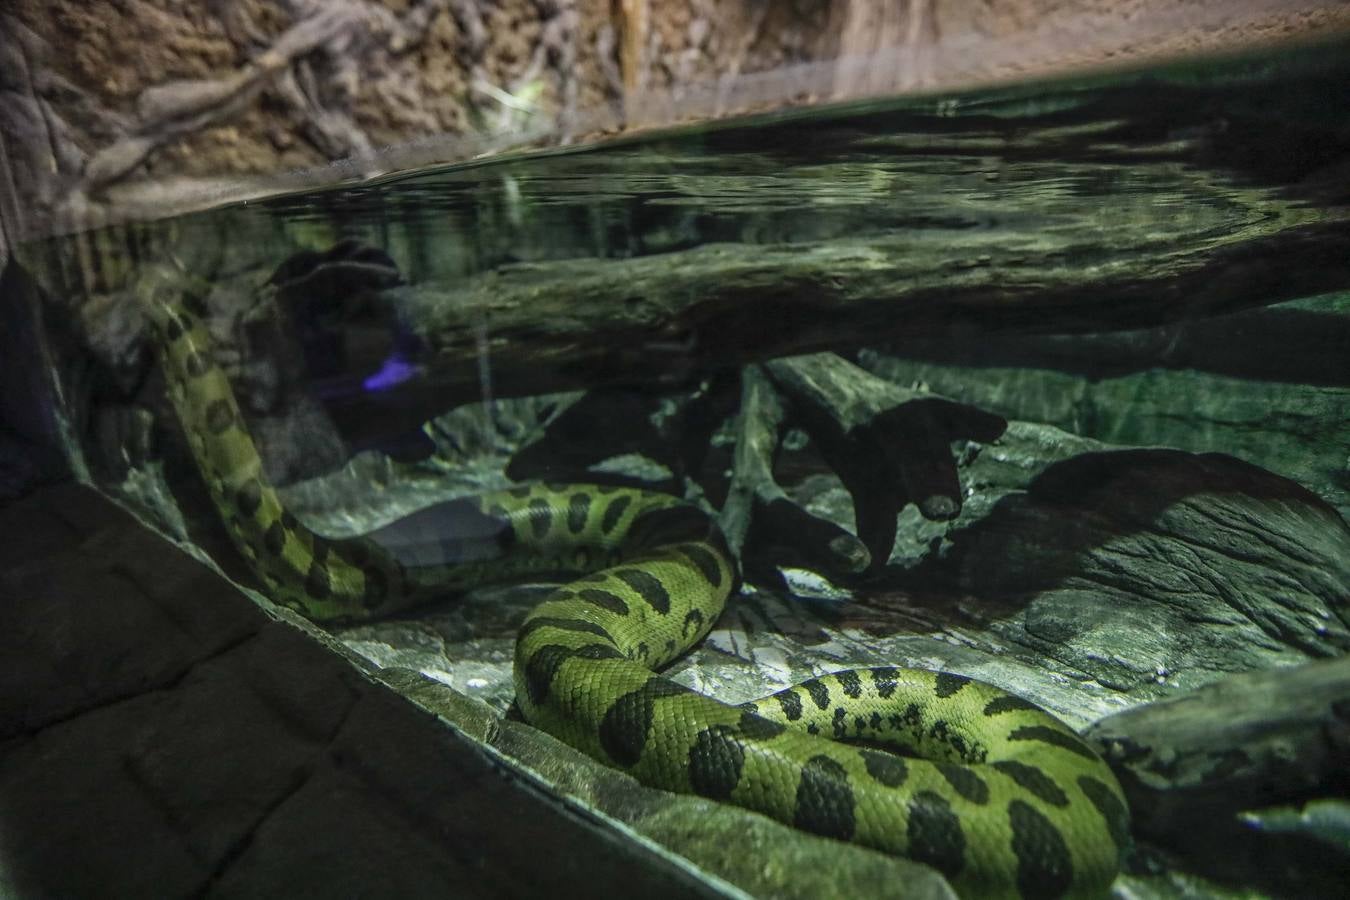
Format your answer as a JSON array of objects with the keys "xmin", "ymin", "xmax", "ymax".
[{"xmin": 140, "ymin": 268, "xmax": 1129, "ymax": 899}]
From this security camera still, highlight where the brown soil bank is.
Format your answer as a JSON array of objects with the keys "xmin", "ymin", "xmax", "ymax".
[{"xmin": 2, "ymin": 0, "xmax": 1348, "ymax": 239}]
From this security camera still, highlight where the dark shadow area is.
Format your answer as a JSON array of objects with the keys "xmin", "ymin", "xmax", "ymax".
[
  {"xmin": 850, "ymin": 449, "xmax": 1349, "ymax": 669},
  {"xmin": 0, "ymin": 260, "xmax": 72, "ymax": 501},
  {"xmin": 880, "ymin": 302, "xmax": 1350, "ymax": 387},
  {"xmin": 915, "ymin": 448, "xmax": 1342, "ymax": 602}
]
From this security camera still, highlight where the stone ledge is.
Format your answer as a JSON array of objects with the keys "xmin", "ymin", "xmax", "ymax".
[{"xmin": 0, "ymin": 484, "xmax": 739, "ymax": 899}]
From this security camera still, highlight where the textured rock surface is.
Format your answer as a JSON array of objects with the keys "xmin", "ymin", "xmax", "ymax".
[
  {"xmin": 0, "ymin": 484, "xmax": 756, "ymax": 899},
  {"xmin": 1086, "ymin": 656, "xmax": 1350, "ymax": 896},
  {"xmin": 1087, "ymin": 656, "xmax": 1350, "ymax": 824},
  {"xmin": 938, "ymin": 448, "xmax": 1350, "ymax": 694}
]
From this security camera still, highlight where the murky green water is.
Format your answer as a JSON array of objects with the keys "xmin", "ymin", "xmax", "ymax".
[{"xmin": 6, "ymin": 38, "xmax": 1350, "ymax": 899}]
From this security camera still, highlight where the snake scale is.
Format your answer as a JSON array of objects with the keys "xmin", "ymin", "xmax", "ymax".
[{"xmin": 141, "ymin": 266, "xmax": 1128, "ymax": 899}]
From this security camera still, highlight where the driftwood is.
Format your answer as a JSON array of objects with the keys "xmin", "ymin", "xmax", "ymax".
[
  {"xmin": 81, "ymin": 6, "xmax": 370, "ymax": 194},
  {"xmin": 387, "ymin": 206, "xmax": 1350, "ymax": 405},
  {"xmin": 718, "ymin": 365, "xmax": 786, "ymax": 556},
  {"xmin": 717, "ymin": 364, "xmax": 869, "ymax": 582},
  {"xmin": 428, "ymin": 352, "xmax": 999, "ymax": 588},
  {"xmin": 764, "ymin": 353, "xmax": 1006, "ymax": 569},
  {"xmin": 503, "ymin": 387, "xmax": 691, "ymax": 491}
]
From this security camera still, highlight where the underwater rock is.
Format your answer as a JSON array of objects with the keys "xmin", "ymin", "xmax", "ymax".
[
  {"xmin": 1085, "ymin": 656, "xmax": 1350, "ymax": 895},
  {"xmin": 764, "ymin": 352, "xmax": 1007, "ymax": 571},
  {"xmin": 246, "ymin": 394, "xmax": 352, "ymax": 485},
  {"xmin": 164, "ymin": 292, "xmax": 351, "ymax": 487},
  {"xmin": 423, "ymin": 391, "xmax": 579, "ymax": 466},
  {"xmin": 1085, "ymin": 656, "xmax": 1350, "ymax": 824},
  {"xmin": 939, "ymin": 449, "xmax": 1350, "ymax": 695},
  {"xmin": 76, "ymin": 289, "xmax": 152, "ymax": 394}
]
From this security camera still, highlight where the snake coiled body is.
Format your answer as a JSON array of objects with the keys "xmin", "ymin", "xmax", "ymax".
[{"xmin": 141, "ymin": 267, "xmax": 1128, "ymax": 898}]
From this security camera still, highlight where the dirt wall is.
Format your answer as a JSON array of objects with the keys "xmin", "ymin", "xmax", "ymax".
[{"xmin": 2, "ymin": 0, "xmax": 1347, "ymax": 239}]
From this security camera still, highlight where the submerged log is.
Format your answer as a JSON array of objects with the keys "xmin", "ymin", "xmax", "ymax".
[
  {"xmin": 384, "ymin": 205, "xmax": 1350, "ymax": 405},
  {"xmin": 717, "ymin": 364, "xmax": 870, "ymax": 583},
  {"xmin": 764, "ymin": 353, "xmax": 1006, "ymax": 569}
]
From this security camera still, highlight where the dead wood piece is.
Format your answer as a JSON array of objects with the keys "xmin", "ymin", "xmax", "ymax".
[
  {"xmin": 403, "ymin": 207, "xmax": 1350, "ymax": 404},
  {"xmin": 718, "ymin": 364, "xmax": 869, "ymax": 581},
  {"xmin": 495, "ymin": 362, "xmax": 871, "ymax": 585},
  {"xmin": 764, "ymin": 352, "xmax": 1005, "ymax": 569},
  {"xmin": 135, "ymin": 76, "xmax": 255, "ymax": 125},
  {"xmin": 718, "ymin": 364, "xmax": 784, "ymax": 557},
  {"xmin": 499, "ymin": 371, "xmax": 741, "ymax": 496}
]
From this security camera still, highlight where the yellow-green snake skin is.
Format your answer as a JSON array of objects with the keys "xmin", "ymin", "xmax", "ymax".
[{"xmin": 141, "ymin": 269, "xmax": 1129, "ymax": 899}]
